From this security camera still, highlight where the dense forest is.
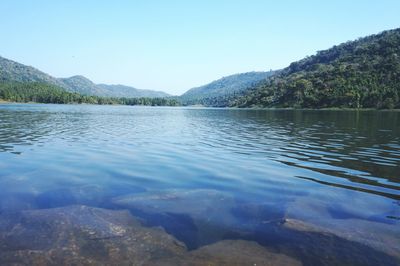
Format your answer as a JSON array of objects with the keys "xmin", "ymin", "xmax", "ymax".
[
  {"xmin": 0, "ymin": 82, "xmax": 179, "ymax": 106},
  {"xmin": 230, "ymin": 28, "xmax": 400, "ymax": 109}
]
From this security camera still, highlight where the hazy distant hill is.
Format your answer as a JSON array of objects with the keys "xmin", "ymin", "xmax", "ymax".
[
  {"xmin": 0, "ymin": 56, "xmax": 170, "ymax": 98},
  {"xmin": 60, "ymin": 75, "xmax": 106, "ymax": 96},
  {"xmin": 97, "ymin": 84, "xmax": 170, "ymax": 98},
  {"xmin": 231, "ymin": 28, "xmax": 400, "ymax": 109},
  {"xmin": 180, "ymin": 71, "xmax": 276, "ymax": 106},
  {"xmin": 0, "ymin": 56, "xmax": 67, "ymax": 88}
]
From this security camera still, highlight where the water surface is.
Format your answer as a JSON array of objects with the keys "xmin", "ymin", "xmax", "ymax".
[{"xmin": 0, "ymin": 104, "xmax": 399, "ymax": 265}]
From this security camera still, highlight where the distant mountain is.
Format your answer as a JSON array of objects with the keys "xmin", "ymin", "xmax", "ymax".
[
  {"xmin": 97, "ymin": 84, "xmax": 170, "ymax": 98},
  {"xmin": 180, "ymin": 71, "xmax": 276, "ymax": 106},
  {"xmin": 231, "ymin": 28, "xmax": 400, "ymax": 109},
  {"xmin": 60, "ymin": 75, "xmax": 106, "ymax": 96},
  {"xmin": 0, "ymin": 81, "xmax": 180, "ymax": 106},
  {"xmin": 0, "ymin": 56, "xmax": 66, "ymax": 88},
  {"xmin": 5, "ymin": 28, "xmax": 399, "ymax": 109},
  {"xmin": 0, "ymin": 56, "xmax": 170, "ymax": 98}
]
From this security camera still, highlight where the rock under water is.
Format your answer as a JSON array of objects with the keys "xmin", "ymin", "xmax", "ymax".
[
  {"xmin": 149, "ymin": 240, "xmax": 301, "ymax": 266},
  {"xmin": 0, "ymin": 205, "xmax": 186, "ymax": 265},
  {"xmin": 112, "ymin": 189, "xmax": 236, "ymax": 222},
  {"xmin": 112, "ymin": 189, "xmax": 238, "ymax": 248},
  {"xmin": 111, "ymin": 188, "xmax": 400, "ymax": 265},
  {"xmin": 284, "ymin": 197, "xmax": 400, "ymax": 259},
  {"xmin": 0, "ymin": 205, "xmax": 301, "ymax": 265}
]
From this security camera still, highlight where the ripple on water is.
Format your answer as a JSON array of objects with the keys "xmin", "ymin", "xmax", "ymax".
[{"xmin": 0, "ymin": 104, "xmax": 399, "ymax": 264}]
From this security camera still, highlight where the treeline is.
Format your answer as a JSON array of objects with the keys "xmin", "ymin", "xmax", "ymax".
[
  {"xmin": 230, "ymin": 28, "xmax": 400, "ymax": 109},
  {"xmin": 181, "ymin": 91, "xmax": 249, "ymax": 107},
  {"xmin": 0, "ymin": 82, "xmax": 180, "ymax": 106}
]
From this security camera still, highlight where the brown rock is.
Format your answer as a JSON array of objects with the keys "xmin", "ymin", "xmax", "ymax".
[
  {"xmin": 0, "ymin": 205, "xmax": 186, "ymax": 265},
  {"xmin": 149, "ymin": 240, "xmax": 302, "ymax": 266}
]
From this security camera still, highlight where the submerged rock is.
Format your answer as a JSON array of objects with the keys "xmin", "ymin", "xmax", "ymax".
[
  {"xmin": 0, "ymin": 192, "xmax": 37, "ymax": 213},
  {"xmin": 284, "ymin": 198, "xmax": 400, "ymax": 259},
  {"xmin": 112, "ymin": 189, "xmax": 238, "ymax": 248},
  {"xmin": 0, "ymin": 205, "xmax": 301, "ymax": 265},
  {"xmin": 0, "ymin": 205, "xmax": 186, "ymax": 265},
  {"xmin": 150, "ymin": 240, "xmax": 302, "ymax": 266},
  {"xmin": 35, "ymin": 183, "xmax": 145, "ymax": 209},
  {"xmin": 112, "ymin": 189, "xmax": 400, "ymax": 264},
  {"xmin": 112, "ymin": 189, "xmax": 235, "ymax": 221}
]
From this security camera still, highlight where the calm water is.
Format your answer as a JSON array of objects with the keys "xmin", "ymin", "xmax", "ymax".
[{"xmin": 0, "ymin": 104, "xmax": 399, "ymax": 265}]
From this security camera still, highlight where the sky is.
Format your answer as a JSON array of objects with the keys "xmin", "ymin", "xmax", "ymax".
[{"xmin": 0, "ymin": 1, "xmax": 399, "ymax": 95}]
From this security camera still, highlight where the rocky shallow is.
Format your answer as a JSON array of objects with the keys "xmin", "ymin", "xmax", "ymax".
[
  {"xmin": 0, "ymin": 205, "xmax": 186, "ymax": 265},
  {"xmin": 112, "ymin": 189, "xmax": 239, "ymax": 248},
  {"xmin": 0, "ymin": 188, "xmax": 399, "ymax": 265},
  {"xmin": 150, "ymin": 240, "xmax": 300, "ymax": 266},
  {"xmin": 283, "ymin": 196, "xmax": 400, "ymax": 258},
  {"xmin": 0, "ymin": 205, "xmax": 301, "ymax": 266},
  {"xmin": 112, "ymin": 189, "xmax": 400, "ymax": 265}
]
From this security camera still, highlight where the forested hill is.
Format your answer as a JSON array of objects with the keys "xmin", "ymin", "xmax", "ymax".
[
  {"xmin": 2, "ymin": 28, "xmax": 400, "ymax": 109},
  {"xmin": 230, "ymin": 28, "xmax": 400, "ymax": 109},
  {"xmin": 0, "ymin": 56, "xmax": 170, "ymax": 98},
  {"xmin": 0, "ymin": 82, "xmax": 179, "ymax": 106},
  {"xmin": 97, "ymin": 84, "xmax": 170, "ymax": 98},
  {"xmin": 0, "ymin": 56, "xmax": 66, "ymax": 88},
  {"xmin": 60, "ymin": 75, "xmax": 107, "ymax": 96},
  {"xmin": 180, "ymin": 71, "xmax": 276, "ymax": 106}
]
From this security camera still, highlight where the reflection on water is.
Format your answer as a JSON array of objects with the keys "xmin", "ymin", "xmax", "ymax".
[{"xmin": 0, "ymin": 104, "xmax": 399, "ymax": 265}]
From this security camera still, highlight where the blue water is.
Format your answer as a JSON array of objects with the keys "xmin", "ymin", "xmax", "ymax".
[{"xmin": 0, "ymin": 104, "xmax": 399, "ymax": 265}]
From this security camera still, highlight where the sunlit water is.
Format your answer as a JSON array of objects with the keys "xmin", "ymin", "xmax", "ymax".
[{"xmin": 0, "ymin": 104, "xmax": 399, "ymax": 265}]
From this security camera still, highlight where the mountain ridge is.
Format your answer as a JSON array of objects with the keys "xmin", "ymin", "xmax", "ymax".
[
  {"xmin": 2, "ymin": 27, "xmax": 399, "ymax": 109},
  {"xmin": 97, "ymin": 84, "xmax": 170, "ymax": 98},
  {"xmin": 0, "ymin": 56, "xmax": 171, "ymax": 98},
  {"xmin": 230, "ymin": 28, "xmax": 400, "ymax": 109},
  {"xmin": 0, "ymin": 56, "xmax": 68, "ymax": 88},
  {"xmin": 180, "ymin": 71, "xmax": 276, "ymax": 106}
]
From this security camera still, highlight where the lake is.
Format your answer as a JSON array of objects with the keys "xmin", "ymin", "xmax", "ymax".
[{"xmin": 0, "ymin": 104, "xmax": 399, "ymax": 265}]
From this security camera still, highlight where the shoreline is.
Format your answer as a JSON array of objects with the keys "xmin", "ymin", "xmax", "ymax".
[{"xmin": 0, "ymin": 101, "xmax": 399, "ymax": 111}]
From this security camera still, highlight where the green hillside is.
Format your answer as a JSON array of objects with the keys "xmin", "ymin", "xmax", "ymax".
[
  {"xmin": 2, "ymin": 28, "xmax": 399, "ymax": 109},
  {"xmin": 0, "ymin": 82, "xmax": 179, "ymax": 106},
  {"xmin": 231, "ymin": 28, "xmax": 400, "ymax": 109},
  {"xmin": 0, "ymin": 56, "xmax": 171, "ymax": 98},
  {"xmin": 180, "ymin": 71, "xmax": 276, "ymax": 106},
  {"xmin": 0, "ymin": 56, "xmax": 67, "ymax": 88},
  {"xmin": 97, "ymin": 84, "xmax": 170, "ymax": 98},
  {"xmin": 59, "ymin": 75, "xmax": 107, "ymax": 96}
]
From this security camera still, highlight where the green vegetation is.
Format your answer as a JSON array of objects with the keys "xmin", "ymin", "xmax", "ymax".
[
  {"xmin": 2, "ymin": 28, "xmax": 400, "ymax": 109},
  {"xmin": 0, "ymin": 82, "xmax": 179, "ymax": 106},
  {"xmin": 59, "ymin": 75, "xmax": 106, "ymax": 96},
  {"xmin": 0, "ymin": 56, "xmax": 66, "ymax": 88},
  {"xmin": 60, "ymin": 76, "xmax": 171, "ymax": 98},
  {"xmin": 97, "ymin": 84, "xmax": 170, "ymax": 98},
  {"xmin": 230, "ymin": 28, "xmax": 400, "ymax": 109},
  {"xmin": 0, "ymin": 56, "xmax": 170, "ymax": 98},
  {"xmin": 180, "ymin": 71, "xmax": 276, "ymax": 106}
]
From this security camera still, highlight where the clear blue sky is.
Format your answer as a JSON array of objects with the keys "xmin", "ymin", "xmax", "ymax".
[{"xmin": 0, "ymin": 0, "xmax": 399, "ymax": 95}]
